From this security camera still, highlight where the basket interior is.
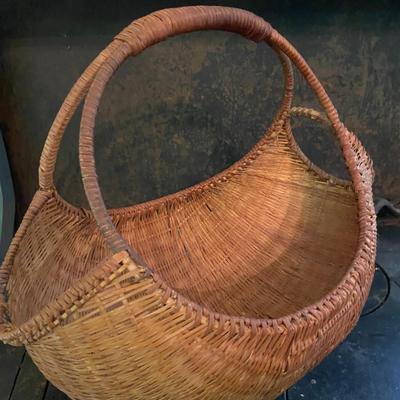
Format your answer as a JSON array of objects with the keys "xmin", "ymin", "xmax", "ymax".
[{"xmin": 7, "ymin": 130, "xmax": 359, "ymax": 326}]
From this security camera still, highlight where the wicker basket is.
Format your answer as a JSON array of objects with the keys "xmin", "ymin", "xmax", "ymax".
[{"xmin": 0, "ymin": 6, "xmax": 376, "ymax": 400}]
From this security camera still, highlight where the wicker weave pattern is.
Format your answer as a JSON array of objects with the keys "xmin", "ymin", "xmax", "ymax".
[{"xmin": 0, "ymin": 6, "xmax": 376, "ymax": 400}]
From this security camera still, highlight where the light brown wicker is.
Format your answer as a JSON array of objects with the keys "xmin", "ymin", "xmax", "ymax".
[{"xmin": 0, "ymin": 6, "xmax": 376, "ymax": 400}]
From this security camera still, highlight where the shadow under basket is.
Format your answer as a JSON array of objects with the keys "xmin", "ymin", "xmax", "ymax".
[{"xmin": 0, "ymin": 6, "xmax": 376, "ymax": 400}]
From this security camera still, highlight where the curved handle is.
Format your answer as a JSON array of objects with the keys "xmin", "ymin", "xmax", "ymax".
[
  {"xmin": 39, "ymin": 40, "xmax": 123, "ymax": 190},
  {"xmin": 79, "ymin": 6, "xmax": 296, "ymax": 262},
  {"xmin": 79, "ymin": 6, "xmax": 373, "ymax": 266},
  {"xmin": 38, "ymin": 7, "xmax": 294, "ymax": 192}
]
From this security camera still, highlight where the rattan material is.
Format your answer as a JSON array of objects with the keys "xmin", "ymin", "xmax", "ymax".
[{"xmin": 0, "ymin": 6, "xmax": 376, "ymax": 400}]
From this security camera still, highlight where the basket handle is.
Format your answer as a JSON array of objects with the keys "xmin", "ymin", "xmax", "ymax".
[
  {"xmin": 38, "ymin": 40, "xmax": 122, "ymax": 190},
  {"xmin": 79, "ymin": 6, "xmax": 373, "ymax": 264},
  {"xmin": 38, "ymin": 8, "xmax": 294, "ymax": 192}
]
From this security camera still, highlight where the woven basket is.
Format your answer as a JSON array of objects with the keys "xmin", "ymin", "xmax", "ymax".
[{"xmin": 0, "ymin": 6, "xmax": 376, "ymax": 400}]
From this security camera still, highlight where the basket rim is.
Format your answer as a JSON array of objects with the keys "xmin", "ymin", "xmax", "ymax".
[
  {"xmin": 49, "ymin": 109, "xmax": 353, "ymax": 219},
  {"xmin": 0, "ymin": 112, "xmax": 376, "ymax": 345}
]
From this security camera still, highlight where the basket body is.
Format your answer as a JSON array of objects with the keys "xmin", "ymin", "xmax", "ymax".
[
  {"xmin": 4, "ymin": 122, "xmax": 376, "ymax": 399},
  {"xmin": 0, "ymin": 6, "xmax": 376, "ymax": 400}
]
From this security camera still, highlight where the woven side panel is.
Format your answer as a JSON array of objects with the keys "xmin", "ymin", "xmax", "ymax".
[
  {"xmin": 26, "ymin": 249, "xmax": 373, "ymax": 400},
  {"xmin": 6, "ymin": 200, "xmax": 111, "ymax": 326},
  {"xmin": 7, "ymin": 124, "xmax": 359, "ymax": 327}
]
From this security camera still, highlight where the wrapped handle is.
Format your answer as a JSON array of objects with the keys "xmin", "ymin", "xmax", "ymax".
[
  {"xmin": 79, "ymin": 6, "xmax": 295, "ymax": 262},
  {"xmin": 38, "ymin": 7, "xmax": 294, "ymax": 191},
  {"xmin": 78, "ymin": 6, "xmax": 373, "ymax": 265}
]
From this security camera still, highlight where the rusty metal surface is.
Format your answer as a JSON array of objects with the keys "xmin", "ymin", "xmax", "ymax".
[{"xmin": 0, "ymin": 1, "xmax": 399, "ymax": 219}]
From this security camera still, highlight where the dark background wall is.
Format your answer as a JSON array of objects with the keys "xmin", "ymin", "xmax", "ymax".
[{"xmin": 0, "ymin": 0, "xmax": 399, "ymax": 221}]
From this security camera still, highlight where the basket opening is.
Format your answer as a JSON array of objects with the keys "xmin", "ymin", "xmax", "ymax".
[{"xmin": 7, "ymin": 128, "xmax": 359, "ymax": 325}]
